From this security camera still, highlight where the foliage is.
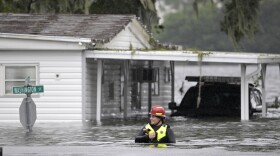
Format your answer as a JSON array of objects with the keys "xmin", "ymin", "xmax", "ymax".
[
  {"xmin": 0, "ymin": 0, "xmax": 87, "ymax": 14},
  {"xmin": 156, "ymin": 0, "xmax": 262, "ymax": 50},
  {"xmin": 240, "ymin": 0, "xmax": 280, "ymax": 53},
  {"xmin": 220, "ymin": 0, "xmax": 260, "ymax": 48},
  {"xmin": 2, "ymin": 0, "xmax": 279, "ymax": 53},
  {"xmin": 156, "ymin": 0, "xmax": 280, "ymax": 53},
  {"xmin": 90, "ymin": 0, "xmax": 140, "ymax": 14},
  {"xmin": 89, "ymin": 0, "xmax": 158, "ymax": 31},
  {"xmin": 0, "ymin": 0, "xmax": 158, "ymax": 32},
  {"xmin": 154, "ymin": 1, "xmax": 234, "ymax": 51},
  {"xmin": 0, "ymin": 0, "xmax": 34, "ymax": 13}
]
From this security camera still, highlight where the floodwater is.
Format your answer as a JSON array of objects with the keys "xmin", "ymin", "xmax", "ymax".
[
  {"xmin": 1, "ymin": 64, "xmax": 280, "ymax": 155},
  {"xmin": 1, "ymin": 111, "xmax": 280, "ymax": 155}
]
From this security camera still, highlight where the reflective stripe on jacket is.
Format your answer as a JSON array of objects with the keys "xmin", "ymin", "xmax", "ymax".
[{"xmin": 145, "ymin": 123, "xmax": 167, "ymax": 142}]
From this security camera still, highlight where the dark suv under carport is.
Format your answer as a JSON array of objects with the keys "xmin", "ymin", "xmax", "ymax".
[{"xmin": 169, "ymin": 76, "xmax": 262, "ymax": 117}]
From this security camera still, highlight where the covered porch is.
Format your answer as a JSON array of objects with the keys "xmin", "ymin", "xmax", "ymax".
[{"xmin": 84, "ymin": 50, "xmax": 280, "ymax": 123}]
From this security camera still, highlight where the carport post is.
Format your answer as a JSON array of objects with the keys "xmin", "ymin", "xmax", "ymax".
[
  {"xmin": 170, "ymin": 61, "xmax": 175, "ymax": 103},
  {"xmin": 261, "ymin": 64, "xmax": 267, "ymax": 117},
  {"xmin": 241, "ymin": 64, "xmax": 249, "ymax": 120},
  {"xmin": 123, "ymin": 60, "xmax": 129, "ymax": 120},
  {"xmin": 96, "ymin": 59, "xmax": 102, "ymax": 125},
  {"xmin": 170, "ymin": 61, "xmax": 175, "ymax": 114},
  {"xmin": 82, "ymin": 51, "xmax": 86, "ymax": 122},
  {"xmin": 148, "ymin": 61, "xmax": 153, "ymax": 113}
]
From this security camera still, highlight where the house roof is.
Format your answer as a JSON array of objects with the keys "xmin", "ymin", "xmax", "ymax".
[{"xmin": 0, "ymin": 13, "xmax": 136, "ymax": 43}]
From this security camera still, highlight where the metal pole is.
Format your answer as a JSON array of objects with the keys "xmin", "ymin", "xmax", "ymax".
[
  {"xmin": 26, "ymin": 96, "xmax": 32, "ymax": 132},
  {"xmin": 25, "ymin": 76, "xmax": 30, "ymax": 86},
  {"xmin": 25, "ymin": 76, "xmax": 32, "ymax": 132}
]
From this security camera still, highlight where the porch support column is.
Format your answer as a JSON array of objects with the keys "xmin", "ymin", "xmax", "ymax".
[
  {"xmin": 123, "ymin": 60, "xmax": 129, "ymax": 120},
  {"xmin": 241, "ymin": 64, "xmax": 249, "ymax": 120},
  {"xmin": 148, "ymin": 61, "xmax": 153, "ymax": 113},
  {"xmin": 96, "ymin": 59, "xmax": 102, "ymax": 125},
  {"xmin": 170, "ymin": 61, "xmax": 175, "ymax": 114},
  {"xmin": 261, "ymin": 64, "xmax": 267, "ymax": 117},
  {"xmin": 170, "ymin": 61, "xmax": 175, "ymax": 103},
  {"xmin": 81, "ymin": 51, "xmax": 86, "ymax": 122}
]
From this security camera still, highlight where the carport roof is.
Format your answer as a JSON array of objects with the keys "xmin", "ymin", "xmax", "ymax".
[{"xmin": 86, "ymin": 50, "xmax": 280, "ymax": 64}]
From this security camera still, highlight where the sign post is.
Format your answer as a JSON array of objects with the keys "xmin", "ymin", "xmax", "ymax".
[
  {"xmin": 13, "ymin": 77, "xmax": 44, "ymax": 132},
  {"xmin": 19, "ymin": 97, "xmax": 36, "ymax": 131}
]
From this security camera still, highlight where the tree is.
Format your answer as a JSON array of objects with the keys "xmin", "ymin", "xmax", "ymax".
[
  {"xmin": 0, "ymin": 0, "xmax": 89, "ymax": 14},
  {"xmin": 156, "ymin": 0, "xmax": 280, "ymax": 53},
  {"xmin": 0, "ymin": 0, "xmax": 158, "ymax": 32},
  {"xmin": 154, "ymin": 1, "xmax": 234, "ymax": 51},
  {"xmin": 220, "ymin": 0, "xmax": 260, "ymax": 48},
  {"xmin": 1, "ymin": 0, "xmax": 276, "ymax": 51},
  {"xmin": 89, "ymin": 0, "xmax": 158, "ymax": 31},
  {"xmin": 240, "ymin": 0, "xmax": 280, "ymax": 53}
]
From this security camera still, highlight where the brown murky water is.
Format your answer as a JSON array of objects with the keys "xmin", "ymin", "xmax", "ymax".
[{"xmin": 1, "ymin": 112, "xmax": 280, "ymax": 155}]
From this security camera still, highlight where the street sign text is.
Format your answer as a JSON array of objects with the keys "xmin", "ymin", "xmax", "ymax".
[{"xmin": 13, "ymin": 85, "xmax": 44, "ymax": 94}]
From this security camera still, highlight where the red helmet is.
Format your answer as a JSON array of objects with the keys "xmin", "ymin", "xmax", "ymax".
[{"xmin": 149, "ymin": 105, "xmax": 166, "ymax": 118}]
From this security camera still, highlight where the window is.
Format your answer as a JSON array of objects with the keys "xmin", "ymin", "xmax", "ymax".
[
  {"xmin": 151, "ymin": 68, "xmax": 159, "ymax": 96},
  {"xmin": 0, "ymin": 64, "xmax": 38, "ymax": 96},
  {"xmin": 164, "ymin": 67, "xmax": 171, "ymax": 83},
  {"xmin": 131, "ymin": 68, "xmax": 157, "ymax": 82},
  {"xmin": 131, "ymin": 67, "xmax": 160, "ymax": 96},
  {"xmin": 108, "ymin": 82, "xmax": 114, "ymax": 100}
]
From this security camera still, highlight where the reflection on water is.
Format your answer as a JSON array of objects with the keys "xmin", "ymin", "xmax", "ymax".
[
  {"xmin": 173, "ymin": 116, "xmax": 280, "ymax": 152},
  {"xmin": 1, "ymin": 113, "xmax": 280, "ymax": 153}
]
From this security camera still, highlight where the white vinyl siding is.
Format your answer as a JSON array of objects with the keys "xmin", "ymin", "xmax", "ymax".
[
  {"xmin": 101, "ymin": 20, "xmax": 151, "ymax": 50},
  {"xmin": 0, "ymin": 50, "xmax": 83, "ymax": 121}
]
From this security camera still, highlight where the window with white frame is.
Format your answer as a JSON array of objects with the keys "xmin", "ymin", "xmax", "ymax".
[
  {"xmin": 0, "ymin": 64, "xmax": 38, "ymax": 96},
  {"xmin": 151, "ymin": 68, "xmax": 159, "ymax": 96}
]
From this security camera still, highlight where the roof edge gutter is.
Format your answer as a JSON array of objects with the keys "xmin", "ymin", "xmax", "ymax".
[
  {"xmin": 0, "ymin": 33, "xmax": 96, "ymax": 50},
  {"xmin": 0, "ymin": 33, "xmax": 92, "ymax": 43}
]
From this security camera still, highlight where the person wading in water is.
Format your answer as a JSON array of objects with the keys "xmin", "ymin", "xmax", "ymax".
[{"xmin": 135, "ymin": 105, "xmax": 176, "ymax": 143}]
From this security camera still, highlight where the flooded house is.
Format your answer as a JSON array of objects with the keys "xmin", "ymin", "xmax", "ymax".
[
  {"xmin": 0, "ymin": 13, "xmax": 279, "ymax": 124},
  {"xmin": 0, "ymin": 13, "xmax": 173, "ymax": 122}
]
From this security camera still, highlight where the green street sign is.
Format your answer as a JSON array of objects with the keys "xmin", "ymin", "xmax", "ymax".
[{"xmin": 13, "ymin": 85, "xmax": 44, "ymax": 94}]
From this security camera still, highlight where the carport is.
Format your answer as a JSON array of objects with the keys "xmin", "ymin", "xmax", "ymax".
[{"xmin": 85, "ymin": 50, "xmax": 280, "ymax": 121}]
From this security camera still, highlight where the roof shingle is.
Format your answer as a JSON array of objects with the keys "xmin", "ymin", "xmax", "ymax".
[{"xmin": 0, "ymin": 13, "xmax": 136, "ymax": 43}]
